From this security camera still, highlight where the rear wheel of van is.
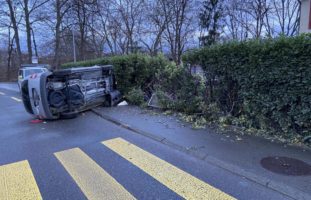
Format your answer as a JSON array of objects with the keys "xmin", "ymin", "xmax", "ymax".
[
  {"xmin": 103, "ymin": 95, "xmax": 112, "ymax": 107},
  {"xmin": 60, "ymin": 112, "xmax": 78, "ymax": 119}
]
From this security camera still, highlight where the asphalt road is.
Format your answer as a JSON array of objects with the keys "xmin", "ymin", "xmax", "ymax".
[{"xmin": 0, "ymin": 85, "xmax": 292, "ymax": 200}]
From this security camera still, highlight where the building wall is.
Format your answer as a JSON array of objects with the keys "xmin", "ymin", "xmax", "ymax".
[{"xmin": 300, "ymin": 0, "xmax": 311, "ymax": 33}]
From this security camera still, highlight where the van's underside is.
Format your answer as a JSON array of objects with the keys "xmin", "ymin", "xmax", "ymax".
[{"xmin": 21, "ymin": 65, "xmax": 121, "ymax": 119}]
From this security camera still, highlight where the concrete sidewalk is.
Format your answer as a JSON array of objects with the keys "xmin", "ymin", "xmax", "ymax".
[{"xmin": 92, "ymin": 106, "xmax": 311, "ymax": 200}]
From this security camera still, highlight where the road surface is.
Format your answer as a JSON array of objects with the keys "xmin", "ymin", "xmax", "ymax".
[{"xmin": 0, "ymin": 85, "xmax": 292, "ymax": 200}]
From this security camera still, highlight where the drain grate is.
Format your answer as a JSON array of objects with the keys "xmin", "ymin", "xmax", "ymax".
[{"xmin": 260, "ymin": 156, "xmax": 311, "ymax": 176}]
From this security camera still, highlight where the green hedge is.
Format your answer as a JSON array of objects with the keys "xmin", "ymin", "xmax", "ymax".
[
  {"xmin": 154, "ymin": 63, "xmax": 205, "ymax": 113},
  {"xmin": 183, "ymin": 34, "xmax": 311, "ymax": 137},
  {"xmin": 62, "ymin": 36, "xmax": 311, "ymax": 140},
  {"xmin": 62, "ymin": 54, "xmax": 169, "ymax": 95}
]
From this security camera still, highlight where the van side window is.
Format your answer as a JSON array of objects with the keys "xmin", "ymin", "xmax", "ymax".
[{"xmin": 18, "ymin": 70, "xmax": 23, "ymax": 79}]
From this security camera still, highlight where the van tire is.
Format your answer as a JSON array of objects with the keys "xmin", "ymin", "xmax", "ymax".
[
  {"xmin": 103, "ymin": 95, "xmax": 112, "ymax": 107},
  {"xmin": 60, "ymin": 112, "xmax": 78, "ymax": 119}
]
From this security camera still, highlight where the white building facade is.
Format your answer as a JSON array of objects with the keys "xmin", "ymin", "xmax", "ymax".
[{"xmin": 300, "ymin": 0, "xmax": 311, "ymax": 33}]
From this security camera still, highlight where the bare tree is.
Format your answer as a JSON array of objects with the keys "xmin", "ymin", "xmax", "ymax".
[
  {"xmin": 53, "ymin": 0, "xmax": 70, "ymax": 68},
  {"xmin": 19, "ymin": 0, "xmax": 50, "ymax": 63},
  {"xmin": 223, "ymin": 0, "xmax": 250, "ymax": 41},
  {"xmin": 74, "ymin": 0, "xmax": 88, "ymax": 59},
  {"xmin": 7, "ymin": 24, "xmax": 15, "ymax": 78},
  {"xmin": 271, "ymin": 0, "xmax": 301, "ymax": 36},
  {"xmin": 0, "ymin": 0, "xmax": 306, "ymax": 76},
  {"xmin": 5, "ymin": 0, "xmax": 22, "ymax": 66},
  {"xmin": 110, "ymin": 0, "xmax": 145, "ymax": 54},
  {"xmin": 95, "ymin": 0, "xmax": 124, "ymax": 54},
  {"xmin": 162, "ymin": 0, "xmax": 195, "ymax": 64},
  {"xmin": 244, "ymin": 0, "xmax": 270, "ymax": 38},
  {"xmin": 64, "ymin": 0, "xmax": 100, "ymax": 60},
  {"xmin": 140, "ymin": 0, "xmax": 170, "ymax": 55}
]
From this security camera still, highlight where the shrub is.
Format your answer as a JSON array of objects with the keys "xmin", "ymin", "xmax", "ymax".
[
  {"xmin": 62, "ymin": 54, "xmax": 168, "ymax": 95},
  {"xmin": 155, "ymin": 63, "xmax": 205, "ymax": 114},
  {"xmin": 126, "ymin": 88, "xmax": 146, "ymax": 106},
  {"xmin": 183, "ymin": 34, "xmax": 311, "ymax": 138}
]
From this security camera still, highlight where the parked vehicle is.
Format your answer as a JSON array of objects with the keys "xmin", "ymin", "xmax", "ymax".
[
  {"xmin": 21, "ymin": 65, "xmax": 121, "ymax": 119},
  {"xmin": 18, "ymin": 64, "xmax": 50, "ymax": 91}
]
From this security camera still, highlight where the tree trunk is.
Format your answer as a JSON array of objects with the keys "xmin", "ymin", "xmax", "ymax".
[
  {"xmin": 53, "ymin": 0, "xmax": 61, "ymax": 69},
  {"xmin": 31, "ymin": 28, "xmax": 38, "ymax": 57},
  {"xmin": 6, "ymin": 0, "xmax": 22, "ymax": 67},
  {"xmin": 24, "ymin": 0, "xmax": 33, "ymax": 63},
  {"xmin": 7, "ymin": 27, "xmax": 14, "ymax": 80}
]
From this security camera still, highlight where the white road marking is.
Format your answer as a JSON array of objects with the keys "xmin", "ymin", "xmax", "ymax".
[
  {"xmin": 0, "ymin": 92, "xmax": 5, "ymax": 95},
  {"xmin": 11, "ymin": 97, "xmax": 22, "ymax": 102}
]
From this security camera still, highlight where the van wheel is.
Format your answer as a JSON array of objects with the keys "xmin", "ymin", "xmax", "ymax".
[
  {"xmin": 60, "ymin": 112, "xmax": 78, "ymax": 119},
  {"xmin": 103, "ymin": 95, "xmax": 112, "ymax": 107}
]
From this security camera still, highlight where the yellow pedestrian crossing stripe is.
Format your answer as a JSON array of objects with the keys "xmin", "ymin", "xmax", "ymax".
[
  {"xmin": 102, "ymin": 138, "xmax": 235, "ymax": 200},
  {"xmin": 0, "ymin": 138, "xmax": 236, "ymax": 200},
  {"xmin": 54, "ymin": 148, "xmax": 135, "ymax": 200},
  {"xmin": 0, "ymin": 160, "xmax": 42, "ymax": 200}
]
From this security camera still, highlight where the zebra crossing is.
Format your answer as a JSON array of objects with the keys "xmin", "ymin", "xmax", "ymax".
[
  {"xmin": 0, "ymin": 160, "xmax": 42, "ymax": 200},
  {"xmin": 0, "ymin": 137, "xmax": 235, "ymax": 200},
  {"xmin": 55, "ymin": 147, "xmax": 135, "ymax": 200}
]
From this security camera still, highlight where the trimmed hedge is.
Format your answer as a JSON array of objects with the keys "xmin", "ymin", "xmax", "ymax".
[
  {"xmin": 62, "ymin": 54, "xmax": 169, "ymax": 95},
  {"xmin": 154, "ymin": 63, "xmax": 205, "ymax": 113},
  {"xmin": 183, "ymin": 34, "xmax": 311, "ymax": 137},
  {"xmin": 62, "ymin": 35, "xmax": 311, "ymax": 140}
]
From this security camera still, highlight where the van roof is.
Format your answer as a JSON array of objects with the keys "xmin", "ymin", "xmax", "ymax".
[{"xmin": 21, "ymin": 64, "xmax": 50, "ymax": 68}]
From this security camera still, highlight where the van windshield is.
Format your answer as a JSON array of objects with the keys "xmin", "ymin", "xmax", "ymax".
[{"xmin": 24, "ymin": 69, "xmax": 46, "ymax": 78}]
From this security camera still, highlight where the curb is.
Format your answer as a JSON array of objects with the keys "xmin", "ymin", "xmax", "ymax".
[{"xmin": 92, "ymin": 109, "xmax": 311, "ymax": 200}]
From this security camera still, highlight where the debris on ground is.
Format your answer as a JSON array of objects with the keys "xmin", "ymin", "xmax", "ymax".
[
  {"xmin": 236, "ymin": 136, "xmax": 243, "ymax": 141},
  {"xmin": 118, "ymin": 101, "xmax": 128, "ymax": 106},
  {"xmin": 30, "ymin": 119, "xmax": 43, "ymax": 124},
  {"xmin": 147, "ymin": 93, "xmax": 160, "ymax": 108}
]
